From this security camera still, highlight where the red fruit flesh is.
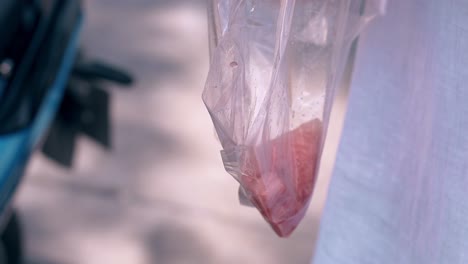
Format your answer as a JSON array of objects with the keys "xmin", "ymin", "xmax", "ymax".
[{"xmin": 240, "ymin": 119, "xmax": 322, "ymax": 237}]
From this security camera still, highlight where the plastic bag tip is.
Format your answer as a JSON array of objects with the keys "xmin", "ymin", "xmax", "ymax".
[{"xmin": 269, "ymin": 219, "xmax": 300, "ymax": 238}]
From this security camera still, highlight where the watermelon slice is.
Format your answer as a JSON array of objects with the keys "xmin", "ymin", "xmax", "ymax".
[{"xmin": 236, "ymin": 119, "xmax": 323, "ymax": 237}]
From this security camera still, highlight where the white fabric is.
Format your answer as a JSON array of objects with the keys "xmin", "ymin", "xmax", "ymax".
[{"xmin": 313, "ymin": 0, "xmax": 468, "ymax": 263}]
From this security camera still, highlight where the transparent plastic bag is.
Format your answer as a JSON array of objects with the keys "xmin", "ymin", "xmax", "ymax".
[{"xmin": 203, "ymin": 0, "xmax": 383, "ymax": 237}]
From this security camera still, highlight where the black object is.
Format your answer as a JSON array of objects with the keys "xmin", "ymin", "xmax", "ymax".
[
  {"xmin": 0, "ymin": 211, "xmax": 22, "ymax": 264},
  {"xmin": 0, "ymin": 1, "xmax": 84, "ymax": 262},
  {"xmin": 0, "ymin": 0, "xmax": 134, "ymax": 261},
  {"xmin": 41, "ymin": 55, "xmax": 133, "ymax": 167},
  {"xmin": 0, "ymin": 0, "xmax": 81, "ymax": 134},
  {"xmin": 74, "ymin": 61, "xmax": 134, "ymax": 86}
]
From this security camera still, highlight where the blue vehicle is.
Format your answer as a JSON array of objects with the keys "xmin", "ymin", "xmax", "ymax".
[{"xmin": 0, "ymin": 1, "xmax": 132, "ymax": 262}]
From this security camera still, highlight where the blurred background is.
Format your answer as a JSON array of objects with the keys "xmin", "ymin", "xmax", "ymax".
[{"xmin": 2, "ymin": 0, "xmax": 348, "ymax": 263}]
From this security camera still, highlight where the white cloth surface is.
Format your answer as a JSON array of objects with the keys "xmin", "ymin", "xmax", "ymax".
[{"xmin": 313, "ymin": 0, "xmax": 468, "ymax": 263}]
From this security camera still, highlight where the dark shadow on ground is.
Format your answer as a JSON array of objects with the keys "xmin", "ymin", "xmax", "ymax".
[{"xmin": 143, "ymin": 222, "xmax": 214, "ymax": 264}]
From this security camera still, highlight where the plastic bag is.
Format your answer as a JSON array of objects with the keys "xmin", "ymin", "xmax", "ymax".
[{"xmin": 203, "ymin": 0, "xmax": 383, "ymax": 237}]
